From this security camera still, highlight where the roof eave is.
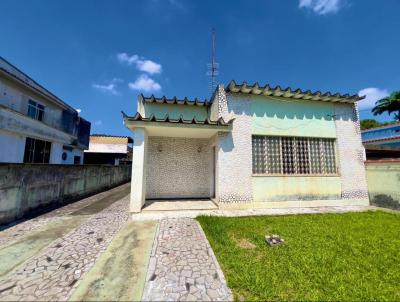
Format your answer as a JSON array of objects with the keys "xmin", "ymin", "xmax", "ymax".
[{"xmin": 226, "ymin": 81, "xmax": 363, "ymax": 104}]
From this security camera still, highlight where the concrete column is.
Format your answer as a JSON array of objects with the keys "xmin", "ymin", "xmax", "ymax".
[{"xmin": 130, "ymin": 128, "xmax": 147, "ymax": 212}]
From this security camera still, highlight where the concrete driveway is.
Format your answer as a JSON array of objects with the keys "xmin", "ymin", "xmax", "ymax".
[{"xmin": 0, "ymin": 183, "xmax": 157, "ymax": 301}]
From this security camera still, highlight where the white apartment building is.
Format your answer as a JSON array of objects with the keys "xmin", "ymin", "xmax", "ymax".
[{"xmin": 0, "ymin": 56, "xmax": 90, "ymax": 164}]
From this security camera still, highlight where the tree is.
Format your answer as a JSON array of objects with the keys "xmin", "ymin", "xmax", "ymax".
[
  {"xmin": 360, "ymin": 119, "xmax": 382, "ymax": 130},
  {"xmin": 372, "ymin": 91, "xmax": 400, "ymax": 121}
]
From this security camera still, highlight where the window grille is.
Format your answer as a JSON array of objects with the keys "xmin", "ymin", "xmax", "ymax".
[
  {"xmin": 23, "ymin": 137, "xmax": 51, "ymax": 163},
  {"xmin": 252, "ymin": 136, "xmax": 337, "ymax": 175}
]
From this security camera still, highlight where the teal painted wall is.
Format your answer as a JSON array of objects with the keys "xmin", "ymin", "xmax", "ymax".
[
  {"xmin": 143, "ymin": 103, "xmax": 208, "ymax": 121},
  {"xmin": 250, "ymin": 95, "xmax": 336, "ymax": 138},
  {"xmin": 253, "ymin": 176, "xmax": 342, "ymax": 202},
  {"xmin": 229, "ymin": 94, "xmax": 340, "ymax": 202}
]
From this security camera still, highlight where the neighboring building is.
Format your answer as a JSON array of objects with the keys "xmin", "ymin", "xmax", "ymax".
[
  {"xmin": 0, "ymin": 56, "xmax": 90, "ymax": 164},
  {"xmin": 361, "ymin": 123, "xmax": 400, "ymax": 159},
  {"xmin": 123, "ymin": 81, "xmax": 369, "ymax": 212},
  {"xmin": 84, "ymin": 134, "xmax": 133, "ymax": 165}
]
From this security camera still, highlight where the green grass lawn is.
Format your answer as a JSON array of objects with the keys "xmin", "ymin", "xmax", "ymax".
[{"xmin": 197, "ymin": 211, "xmax": 400, "ymax": 301}]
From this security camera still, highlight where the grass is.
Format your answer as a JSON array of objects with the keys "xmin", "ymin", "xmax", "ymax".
[{"xmin": 197, "ymin": 211, "xmax": 400, "ymax": 301}]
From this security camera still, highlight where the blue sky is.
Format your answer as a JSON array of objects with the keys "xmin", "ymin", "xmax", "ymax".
[{"xmin": 1, "ymin": 0, "xmax": 399, "ymax": 136}]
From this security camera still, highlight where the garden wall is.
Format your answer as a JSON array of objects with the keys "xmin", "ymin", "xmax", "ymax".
[
  {"xmin": 0, "ymin": 164, "xmax": 131, "ymax": 225},
  {"xmin": 365, "ymin": 160, "xmax": 400, "ymax": 210}
]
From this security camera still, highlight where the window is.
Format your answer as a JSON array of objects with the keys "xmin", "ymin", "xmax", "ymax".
[
  {"xmin": 74, "ymin": 156, "xmax": 81, "ymax": 164},
  {"xmin": 252, "ymin": 136, "xmax": 337, "ymax": 175},
  {"xmin": 23, "ymin": 137, "xmax": 51, "ymax": 163},
  {"xmin": 27, "ymin": 100, "xmax": 45, "ymax": 121}
]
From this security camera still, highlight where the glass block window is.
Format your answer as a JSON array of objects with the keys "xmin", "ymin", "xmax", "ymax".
[{"xmin": 252, "ymin": 136, "xmax": 337, "ymax": 175}]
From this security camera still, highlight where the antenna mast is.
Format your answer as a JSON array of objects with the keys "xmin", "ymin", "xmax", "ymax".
[{"xmin": 207, "ymin": 28, "xmax": 219, "ymax": 95}]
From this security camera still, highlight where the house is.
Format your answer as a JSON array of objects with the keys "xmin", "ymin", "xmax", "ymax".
[
  {"xmin": 361, "ymin": 123, "xmax": 400, "ymax": 159},
  {"xmin": 123, "ymin": 81, "xmax": 369, "ymax": 212},
  {"xmin": 0, "ymin": 56, "xmax": 90, "ymax": 164},
  {"xmin": 84, "ymin": 134, "xmax": 133, "ymax": 165}
]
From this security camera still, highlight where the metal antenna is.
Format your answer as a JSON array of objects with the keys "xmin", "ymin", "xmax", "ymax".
[{"xmin": 206, "ymin": 28, "xmax": 219, "ymax": 95}]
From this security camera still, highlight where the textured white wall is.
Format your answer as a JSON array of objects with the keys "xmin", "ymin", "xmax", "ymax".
[
  {"xmin": 334, "ymin": 103, "xmax": 369, "ymax": 200},
  {"xmin": 146, "ymin": 136, "xmax": 214, "ymax": 199},
  {"xmin": 215, "ymin": 86, "xmax": 253, "ymax": 203}
]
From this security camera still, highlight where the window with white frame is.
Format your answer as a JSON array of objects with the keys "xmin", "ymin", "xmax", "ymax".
[
  {"xmin": 27, "ymin": 100, "xmax": 45, "ymax": 121},
  {"xmin": 252, "ymin": 135, "xmax": 337, "ymax": 175}
]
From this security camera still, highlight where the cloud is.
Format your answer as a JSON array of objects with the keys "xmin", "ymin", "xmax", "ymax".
[
  {"xmin": 93, "ymin": 120, "xmax": 102, "ymax": 126},
  {"xmin": 76, "ymin": 108, "xmax": 82, "ymax": 114},
  {"xmin": 92, "ymin": 83, "xmax": 119, "ymax": 95},
  {"xmin": 299, "ymin": 0, "xmax": 342, "ymax": 15},
  {"xmin": 128, "ymin": 74, "xmax": 161, "ymax": 92},
  {"xmin": 117, "ymin": 53, "xmax": 162, "ymax": 74},
  {"xmin": 358, "ymin": 87, "xmax": 389, "ymax": 110},
  {"xmin": 92, "ymin": 79, "xmax": 122, "ymax": 96}
]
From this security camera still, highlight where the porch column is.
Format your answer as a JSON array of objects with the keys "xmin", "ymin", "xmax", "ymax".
[{"xmin": 130, "ymin": 128, "xmax": 147, "ymax": 212}]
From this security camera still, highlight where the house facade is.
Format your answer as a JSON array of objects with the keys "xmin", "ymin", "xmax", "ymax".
[
  {"xmin": 0, "ymin": 56, "xmax": 90, "ymax": 164},
  {"xmin": 84, "ymin": 134, "xmax": 133, "ymax": 165},
  {"xmin": 124, "ymin": 81, "xmax": 369, "ymax": 212}
]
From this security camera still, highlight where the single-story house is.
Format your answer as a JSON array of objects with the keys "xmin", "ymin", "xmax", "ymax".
[
  {"xmin": 84, "ymin": 134, "xmax": 133, "ymax": 165},
  {"xmin": 123, "ymin": 81, "xmax": 369, "ymax": 212}
]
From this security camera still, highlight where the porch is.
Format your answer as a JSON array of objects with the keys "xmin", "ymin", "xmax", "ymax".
[{"xmin": 123, "ymin": 112, "xmax": 233, "ymax": 212}]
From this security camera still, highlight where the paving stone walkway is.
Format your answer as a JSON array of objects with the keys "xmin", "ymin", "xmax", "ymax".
[
  {"xmin": 0, "ymin": 184, "xmax": 128, "ymax": 248},
  {"xmin": 142, "ymin": 218, "xmax": 232, "ymax": 301},
  {"xmin": 0, "ymin": 195, "xmax": 130, "ymax": 301}
]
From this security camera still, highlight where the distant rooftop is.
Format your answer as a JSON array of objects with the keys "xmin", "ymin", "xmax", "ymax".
[
  {"xmin": 90, "ymin": 134, "xmax": 133, "ymax": 144},
  {"xmin": 361, "ymin": 122, "xmax": 400, "ymax": 133}
]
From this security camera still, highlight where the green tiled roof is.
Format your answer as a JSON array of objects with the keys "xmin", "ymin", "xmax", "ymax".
[
  {"xmin": 122, "ymin": 112, "xmax": 233, "ymax": 126},
  {"xmin": 139, "ymin": 94, "xmax": 210, "ymax": 106},
  {"xmin": 226, "ymin": 80, "xmax": 364, "ymax": 103}
]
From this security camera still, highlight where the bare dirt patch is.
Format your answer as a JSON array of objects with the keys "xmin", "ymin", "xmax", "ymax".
[{"xmin": 229, "ymin": 232, "xmax": 256, "ymax": 249}]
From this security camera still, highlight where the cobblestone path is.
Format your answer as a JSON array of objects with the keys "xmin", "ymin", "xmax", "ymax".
[
  {"xmin": 0, "ymin": 193, "xmax": 130, "ymax": 301},
  {"xmin": 0, "ymin": 184, "xmax": 129, "ymax": 248},
  {"xmin": 142, "ymin": 218, "xmax": 232, "ymax": 301}
]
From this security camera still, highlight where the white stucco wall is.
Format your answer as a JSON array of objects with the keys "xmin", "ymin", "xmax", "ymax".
[
  {"xmin": 0, "ymin": 78, "xmax": 64, "ymax": 130},
  {"xmin": 49, "ymin": 142, "xmax": 63, "ymax": 164},
  {"xmin": 60, "ymin": 148, "xmax": 84, "ymax": 164},
  {"xmin": 146, "ymin": 136, "xmax": 214, "ymax": 199},
  {"xmin": 86, "ymin": 142, "xmax": 127, "ymax": 154},
  {"xmin": 0, "ymin": 130, "xmax": 25, "ymax": 163}
]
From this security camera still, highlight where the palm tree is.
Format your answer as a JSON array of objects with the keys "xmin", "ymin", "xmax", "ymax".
[{"xmin": 372, "ymin": 91, "xmax": 400, "ymax": 121}]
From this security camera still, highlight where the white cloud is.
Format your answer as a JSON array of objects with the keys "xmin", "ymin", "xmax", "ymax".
[
  {"xmin": 299, "ymin": 0, "xmax": 342, "ymax": 15},
  {"xmin": 117, "ymin": 53, "xmax": 162, "ymax": 74},
  {"xmin": 76, "ymin": 108, "xmax": 82, "ymax": 114},
  {"xmin": 92, "ymin": 83, "xmax": 119, "ymax": 95},
  {"xmin": 93, "ymin": 120, "xmax": 102, "ymax": 126},
  {"xmin": 358, "ymin": 87, "xmax": 389, "ymax": 110},
  {"xmin": 128, "ymin": 74, "xmax": 161, "ymax": 92}
]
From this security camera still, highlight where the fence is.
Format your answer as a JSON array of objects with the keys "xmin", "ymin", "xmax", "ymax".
[
  {"xmin": 365, "ymin": 160, "xmax": 400, "ymax": 210},
  {"xmin": 0, "ymin": 164, "xmax": 131, "ymax": 225}
]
